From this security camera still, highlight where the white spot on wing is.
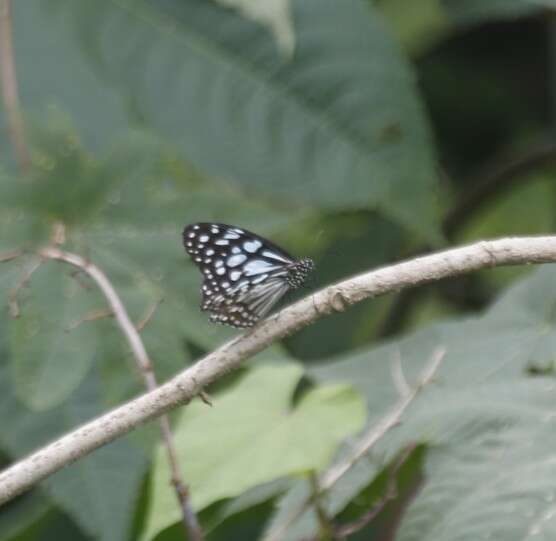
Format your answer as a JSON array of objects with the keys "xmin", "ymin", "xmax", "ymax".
[
  {"xmin": 251, "ymin": 273, "xmax": 268, "ymax": 284},
  {"xmin": 262, "ymin": 250, "xmax": 290, "ymax": 263},
  {"xmin": 216, "ymin": 267, "xmax": 226, "ymax": 275},
  {"xmin": 215, "ymin": 239, "xmax": 229, "ymax": 246},
  {"xmin": 228, "ymin": 254, "xmax": 247, "ymax": 267},
  {"xmin": 244, "ymin": 259, "xmax": 281, "ymax": 276},
  {"xmin": 224, "ymin": 231, "xmax": 240, "ymax": 240},
  {"xmin": 244, "ymin": 240, "xmax": 262, "ymax": 253},
  {"xmin": 230, "ymin": 270, "xmax": 241, "ymax": 281},
  {"xmin": 199, "ymin": 235, "xmax": 209, "ymax": 243}
]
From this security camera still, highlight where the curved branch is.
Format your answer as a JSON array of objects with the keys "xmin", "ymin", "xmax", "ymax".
[
  {"xmin": 38, "ymin": 247, "xmax": 203, "ymax": 541},
  {"xmin": 1, "ymin": 235, "xmax": 556, "ymax": 504}
]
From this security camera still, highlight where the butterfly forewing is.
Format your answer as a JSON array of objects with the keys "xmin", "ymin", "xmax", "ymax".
[{"xmin": 183, "ymin": 223, "xmax": 313, "ymax": 328}]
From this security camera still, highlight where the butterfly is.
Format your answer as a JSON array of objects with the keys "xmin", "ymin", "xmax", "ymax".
[{"xmin": 183, "ymin": 223, "xmax": 314, "ymax": 328}]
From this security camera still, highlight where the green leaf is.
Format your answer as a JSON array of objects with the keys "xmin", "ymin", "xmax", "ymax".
[
  {"xmin": 299, "ymin": 266, "xmax": 556, "ymax": 539},
  {"xmin": 0, "ymin": 359, "xmax": 146, "ymax": 541},
  {"xmin": 60, "ymin": 0, "xmax": 440, "ymax": 241},
  {"xmin": 395, "ymin": 380, "xmax": 556, "ymax": 541},
  {"xmin": 8, "ymin": 260, "xmax": 104, "ymax": 410},
  {"xmin": 378, "ymin": 0, "xmax": 449, "ymax": 55},
  {"xmin": 0, "ymin": 0, "xmax": 129, "ymax": 160},
  {"xmin": 142, "ymin": 362, "xmax": 366, "ymax": 540}
]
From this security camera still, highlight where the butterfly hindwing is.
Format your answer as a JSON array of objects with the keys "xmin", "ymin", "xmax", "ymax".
[{"xmin": 183, "ymin": 223, "xmax": 313, "ymax": 328}]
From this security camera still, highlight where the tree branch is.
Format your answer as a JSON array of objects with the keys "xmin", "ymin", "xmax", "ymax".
[
  {"xmin": 8, "ymin": 256, "xmax": 43, "ymax": 318},
  {"xmin": 37, "ymin": 247, "xmax": 203, "ymax": 541},
  {"xmin": 379, "ymin": 139, "xmax": 556, "ymax": 338},
  {"xmin": 1, "ymin": 235, "xmax": 556, "ymax": 505},
  {"xmin": 0, "ymin": 0, "xmax": 30, "ymax": 171},
  {"xmin": 0, "ymin": 249, "xmax": 22, "ymax": 263}
]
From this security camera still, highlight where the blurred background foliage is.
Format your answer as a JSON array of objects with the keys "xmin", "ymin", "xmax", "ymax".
[{"xmin": 1, "ymin": 0, "xmax": 556, "ymax": 539}]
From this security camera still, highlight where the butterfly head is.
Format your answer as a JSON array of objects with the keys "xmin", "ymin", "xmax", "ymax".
[{"xmin": 286, "ymin": 257, "xmax": 314, "ymax": 289}]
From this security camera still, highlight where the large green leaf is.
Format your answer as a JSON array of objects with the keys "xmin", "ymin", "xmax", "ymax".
[
  {"xmin": 142, "ymin": 362, "xmax": 366, "ymax": 540},
  {"xmin": 290, "ymin": 265, "xmax": 556, "ymax": 539},
  {"xmin": 56, "ymin": 0, "xmax": 440, "ymax": 241},
  {"xmin": 0, "ymin": 1, "xmax": 129, "ymax": 163},
  {"xmin": 8, "ymin": 261, "xmax": 104, "ymax": 410},
  {"xmin": 394, "ymin": 380, "xmax": 556, "ymax": 541},
  {"xmin": 0, "ymin": 359, "xmax": 146, "ymax": 541}
]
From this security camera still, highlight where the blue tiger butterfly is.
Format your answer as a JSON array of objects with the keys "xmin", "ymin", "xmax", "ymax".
[{"xmin": 183, "ymin": 223, "xmax": 314, "ymax": 328}]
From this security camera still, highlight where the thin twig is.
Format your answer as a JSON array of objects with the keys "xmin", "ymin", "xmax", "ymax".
[
  {"xmin": 264, "ymin": 348, "xmax": 445, "ymax": 541},
  {"xmin": 0, "ymin": 249, "xmax": 22, "ymax": 263},
  {"xmin": 308, "ymin": 472, "xmax": 334, "ymax": 539},
  {"xmin": 136, "ymin": 298, "xmax": 164, "ymax": 332},
  {"xmin": 321, "ymin": 347, "xmax": 444, "ymax": 492},
  {"xmin": 51, "ymin": 222, "xmax": 66, "ymax": 246},
  {"xmin": 1, "ymin": 235, "xmax": 556, "ymax": 506},
  {"xmin": 443, "ymin": 140, "xmax": 556, "ymax": 238},
  {"xmin": 198, "ymin": 391, "xmax": 213, "ymax": 406},
  {"xmin": 0, "ymin": 0, "xmax": 30, "ymax": 171},
  {"xmin": 8, "ymin": 257, "xmax": 43, "ymax": 318},
  {"xmin": 37, "ymin": 247, "xmax": 203, "ymax": 541},
  {"xmin": 332, "ymin": 444, "xmax": 416, "ymax": 539},
  {"xmin": 66, "ymin": 308, "xmax": 113, "ymax": 331}
]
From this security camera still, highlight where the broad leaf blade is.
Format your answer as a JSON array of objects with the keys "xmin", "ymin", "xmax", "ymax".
[
  {"xmin": 9, "ymin": 261, "xmax": 103, "ymax": 410},
  {"xmin": 302, "ymin": 266, "xmax": 556, "ymax": 539},
  {"xmin": 142, "ymin": 363, "xmax": 365, "ymax": 540},
  {"xmin": 61, "ymin": 0, "xmax": 440, "ymax": 240},
  {"xmin": 0, "ymin": 360, "xmax": 146, "ymax": 541}
]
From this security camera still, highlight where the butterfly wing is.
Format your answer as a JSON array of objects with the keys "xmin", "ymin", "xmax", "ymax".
[{"xmin": 183, "ymin": 223, "xmax": 296, "ymax": 327}]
